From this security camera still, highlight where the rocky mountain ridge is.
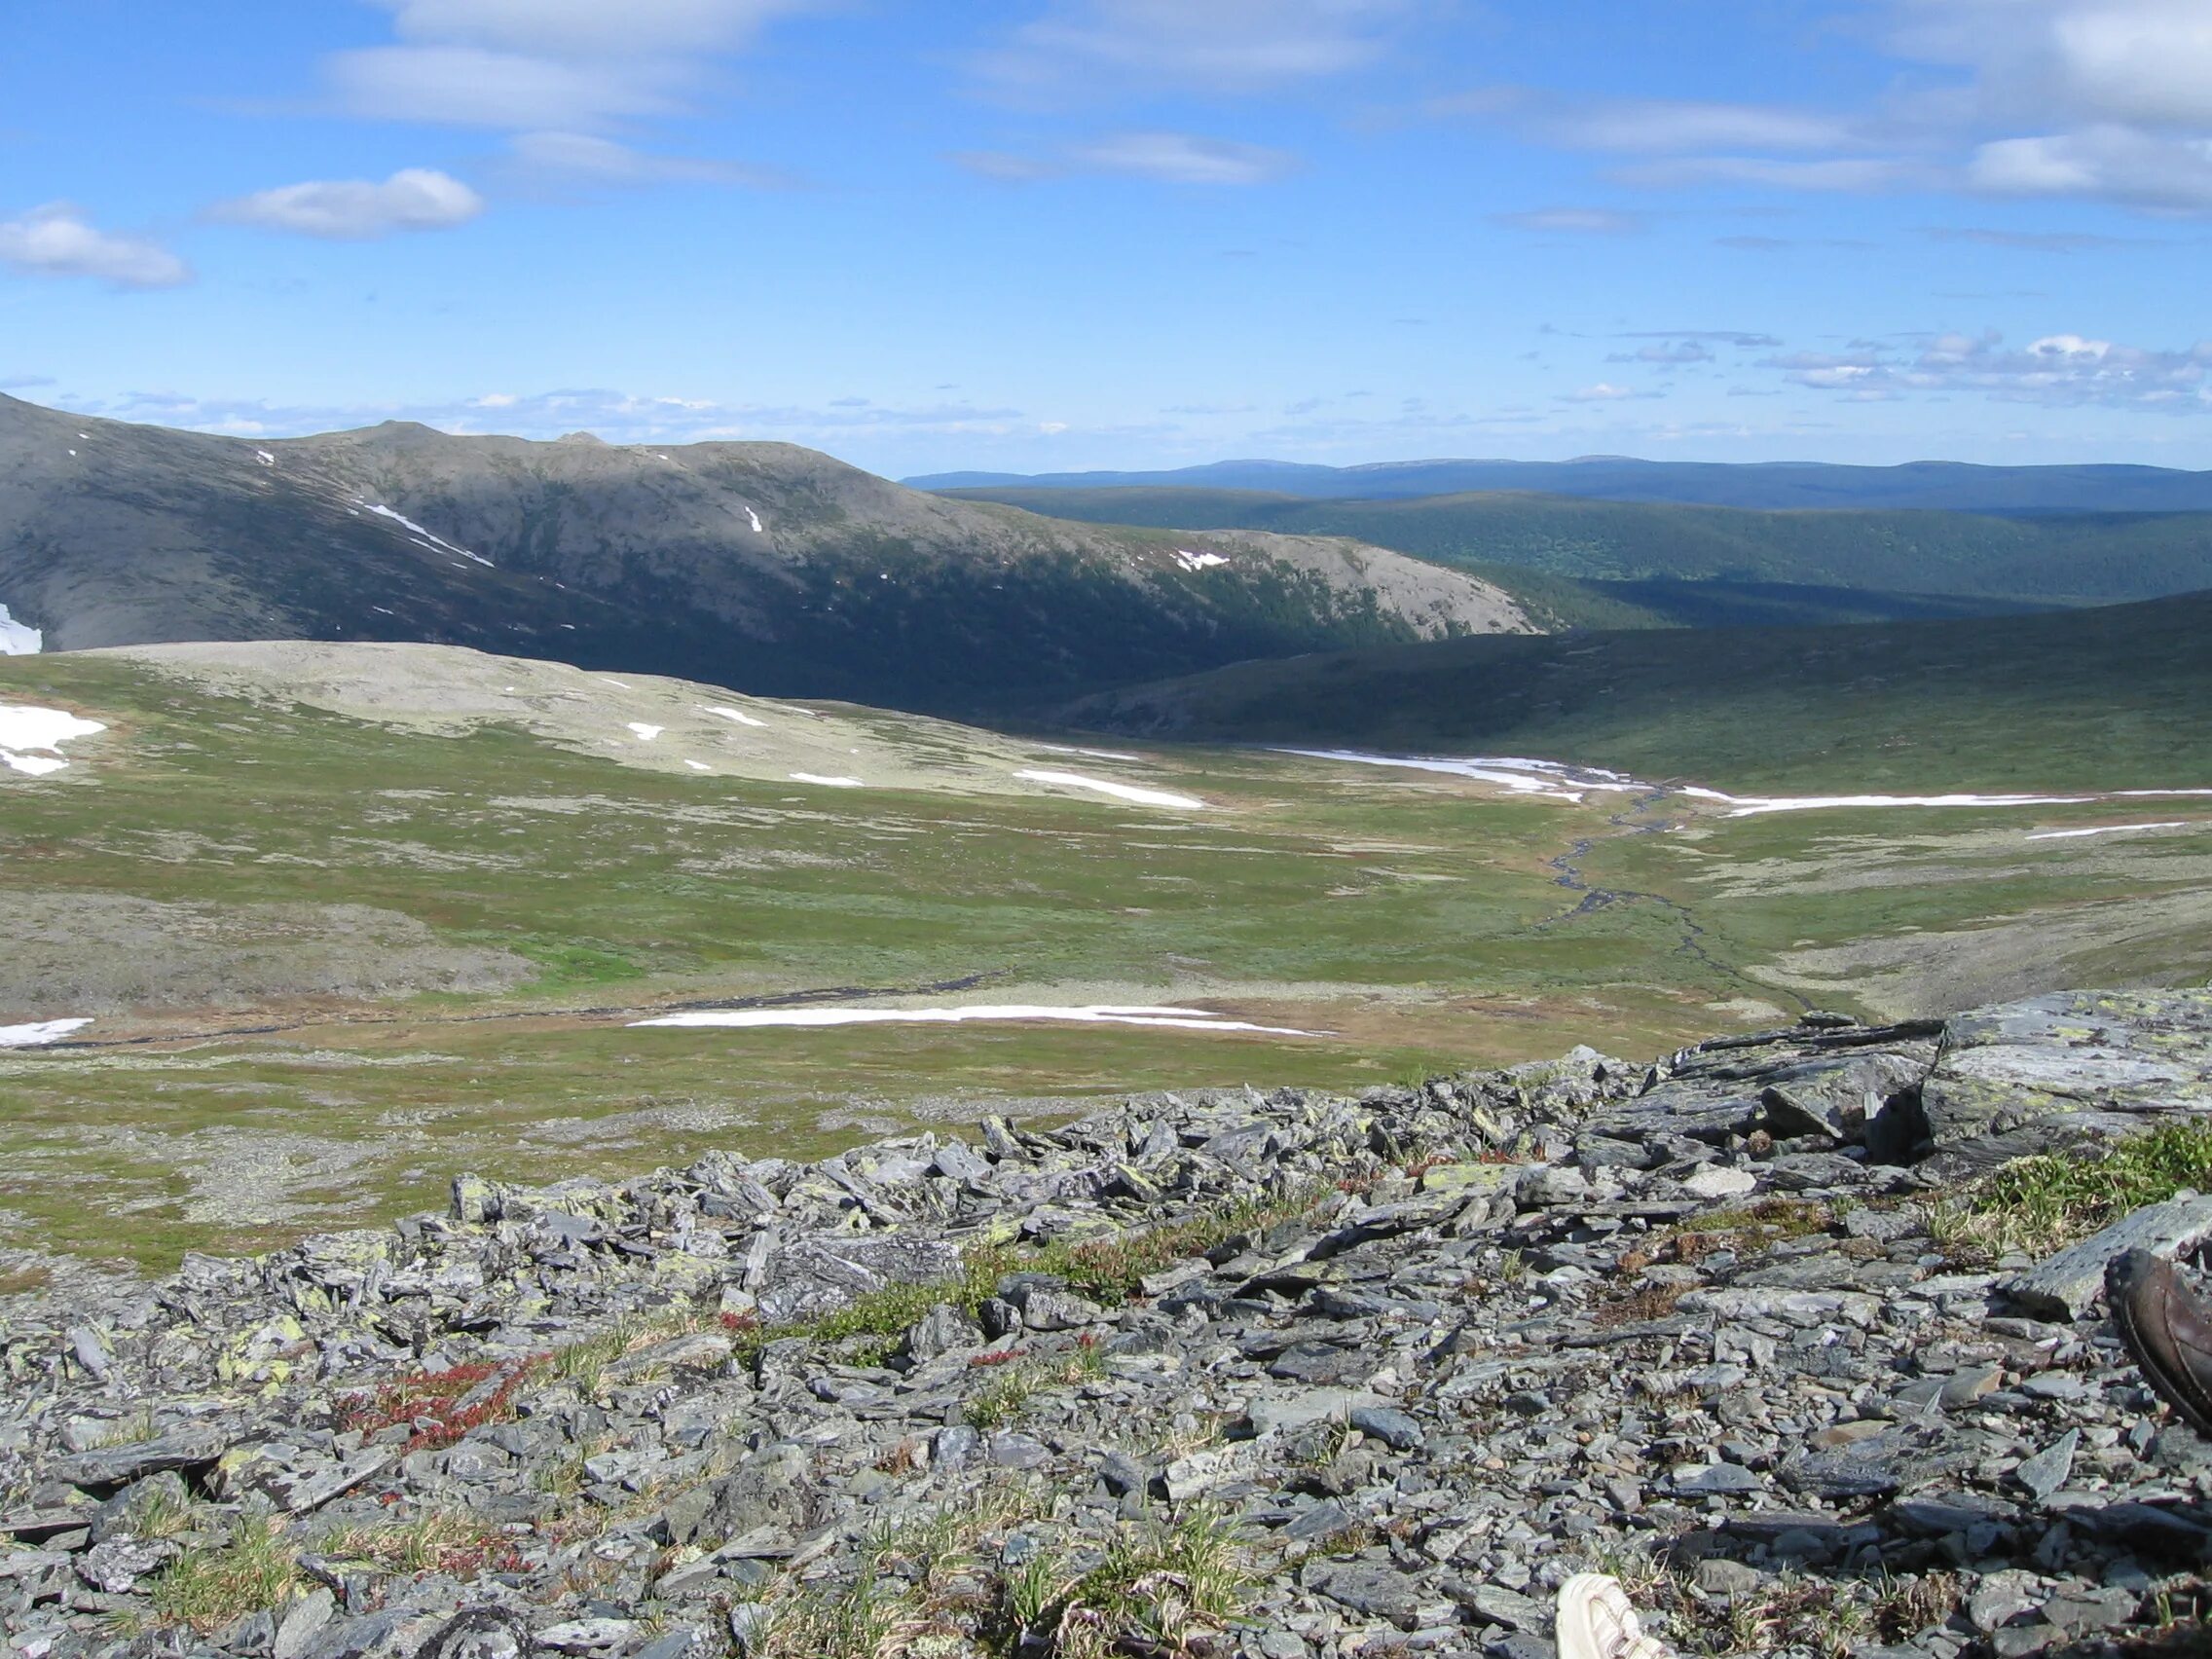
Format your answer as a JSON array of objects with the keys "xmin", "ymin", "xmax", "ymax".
[
  {"xmin": 6, "ymin": 985, "xmax": 2212, "ymax": 1659},
  {"xmin": 0, "ymin": 395, "xmax": 1527, "ymax": 711}
]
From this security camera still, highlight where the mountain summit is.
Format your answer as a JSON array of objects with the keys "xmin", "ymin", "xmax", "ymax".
[{"xmin": 0, "ymin": 395, "xmax": 1528, "ymax": 709}]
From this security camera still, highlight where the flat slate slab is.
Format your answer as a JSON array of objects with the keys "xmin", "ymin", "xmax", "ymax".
[
  {"xmin": 2006, "ymin": 1193, "xmax": 2212, "ymax": 1321},
  {"xmin": 1922, "ymin": 988, "xmax": 2212, "ymax": 1156}
]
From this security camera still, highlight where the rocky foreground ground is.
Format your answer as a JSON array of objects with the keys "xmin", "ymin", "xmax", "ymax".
[{"xmin": 7, "ymin": 987, "xmax": 2212, "ymax": 1659}]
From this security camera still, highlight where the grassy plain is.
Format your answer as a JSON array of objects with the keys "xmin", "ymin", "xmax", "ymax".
[{"xmin": 3, "ymin": 645, "xmax": 2208, "ymax": 1279}]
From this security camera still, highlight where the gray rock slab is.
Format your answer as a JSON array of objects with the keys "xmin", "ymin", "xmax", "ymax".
[{"xmin": 2006, "ymin": 1193, "xmax": 2212, "ymax": 1320}]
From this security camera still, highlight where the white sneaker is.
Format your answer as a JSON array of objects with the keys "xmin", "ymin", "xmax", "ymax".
[{"xmin": 1557, "ymin": 1573, "xmax": 1673, "ymax": 1659}]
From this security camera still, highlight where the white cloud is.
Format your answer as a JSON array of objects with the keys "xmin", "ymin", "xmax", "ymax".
[
  {"xmin": 327, "ymin": 45, "xmax": 681, "ymax": 129},
  {"xmin": 209, "ymin": 168, "xmax": 485, "ymax": 240},
  {"xmin": 1068, "ymin": 132, "xmax": 1299, "ymax": 185},
  {"xmin": 1767, "ymin": 327, "xmax": 2212, "ymax": 409},
  {"xmin": 1611, "ymin": 156, "xmax": 1924, "ymax": 192},
  {"xmin": 328, "ymin": 1, "xmax": 817, "ymax": 129},
  {"xmin": 372, "ymin": 0, "xmax": 808, "ymax": 57},
  {"xmin": 1560, "ymin": 383, "xmax": 1652, "ymax": 403},
  {"xmin": 84, "ymin": 387, "xmax": 1037, "ymax": 448},
  {"xmin": 1968, "ymin": 126, "xmax": 2212, "ymax": 210},
  {"xmin": 0, "ymin": 203, "xmax": 191, "ymax": 289},
  {"xmin": 1490, "ymin": 206, "xmax": 1644, "ymax": 234},
  {"xmin": 1607, "ymin": 342, "xmax": 1715, "ymax": 364},
  {"xmin": 507, "ymin": 131, "xmax": 787, "ymax": 188},
  {"xmin": 957, "ymin": 132, "xmax": 1301, "ymax": 186},
  {"xmin": 1455, "ymin": 3, "xmax": 2212, "ymax": 216},
  {"xmin": 1445, "ymin": 89, "xmax": 1861, "ymax": 155},
  {"xmin": 975, "ymin": 0, "xmax": 1418, "ymax": 95}
]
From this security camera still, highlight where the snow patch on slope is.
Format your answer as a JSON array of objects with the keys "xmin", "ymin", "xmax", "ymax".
[
  {"xmin": 0, "ymin": 1018, "xmax": 92, "ymax": 1049},
  {"xmin": 0, "ymin": 604, "xmax": 41, "ymax": 655},
  {"xmin": 0, "ymin": 705, "xmax": 106, "ymax": 777},
  {"xmin": 1016, "ymin": 769, "xmax": 1206, "ymax": 810}
]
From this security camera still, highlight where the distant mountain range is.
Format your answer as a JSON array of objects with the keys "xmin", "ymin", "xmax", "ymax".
[
  {"xmin": 0, "ymin": 395, "xmax": 1526, "ymax": 710},
  {"xmin": 929, "ymin": 484, "xmax": 2212, "ymax": 626},
  {"xmin": 913, "ymin": 457, "xmax": 2212, "ymax": 514}
]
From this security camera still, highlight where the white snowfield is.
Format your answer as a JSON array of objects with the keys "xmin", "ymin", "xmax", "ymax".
[
  {"xmin": 358, "ymin": 502, "xmax": 494, "ymax": 568},
  {"xmin": 626, "ymin": 722, "xmax": 664, "ymax": 742},
  {"xmin": 1281, "ymin": 750, "xmax": 1639, "ymax": 805},
  {"xmin": 790, "ymin": 772, "xmax": 865, "ymax": 788},
  {"xmin": 1175, "ymin": 549, "xmax": 1230, "ymax": 572},
  {"xmin": 1287, "ymin": 749, "xmax": 2212, "ymax": 819},
  {"xmin": 632, "ymin": 1004, "xmax": 1314, "ymax": 1036},
  {"xmin": 0, "ymin": 603, "xmax": 41, "ymax": 655},
  {"xmin": 703, "ymin": 705, "xmax": 767, "ymax": 728},
  {"xmin": 2028, "ymin": 822, "xmax": 2194, "ymax": 841},
  {"xmin": 0, "ymin": 705, "xmax": 107, "ymax": 777},
  {"xmin": 1015, "ymin": 769, "xmax": 1206, "ymax": 810},
  {"xmin": 744, "ymin": 506, "xmax": 765, "ymax": 535},
  {"xmin": 0, "ymin": 1018, "xmax": 92, "ymax": 1048}
]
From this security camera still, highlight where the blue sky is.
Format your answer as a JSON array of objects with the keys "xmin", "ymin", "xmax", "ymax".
[{"xmin": 4, "ymin": 0, "xmax": 2211, "ymax": 476}]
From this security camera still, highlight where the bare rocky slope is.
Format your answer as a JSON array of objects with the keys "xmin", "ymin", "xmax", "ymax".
[
  {"xmin": 0, "ymin": 396, "xmax": 1528, "ymax": 710},
  {"xmin": 7, "ymin": 987, "xmax": 2212, "ymax": 1659}
]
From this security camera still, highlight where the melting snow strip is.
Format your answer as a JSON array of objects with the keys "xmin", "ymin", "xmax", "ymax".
[
  {"xmin": 1015, "ymin": 769, "xmax": 1206, "ymax": 810},
  {"xmin": 632, "ymin": 1004, "xmax": 1315, "ymax": 1036},
  {"xmin": 744, "ymin": 507, "xmax": 765, "ymax": 535},
  {"xmin": 684, "ymin": 760, "xmax": 712, "ymax": 772},
  {"xmin": 791, "ymin": 773, "xmax": 866, "ymax": 788},
  {"xmin": 703, "ymin": 705, "xmax": 767, "ymax": 728},
  {"xmin": 2028, "ymin": 822, "xmax": 2194, "ymax": 841},
  {"xmin": 358, "ymin": 502, "xmax": 494, "ymax": 567},
  {"xmin": 0, "ymin": 1018, "xmax": 92, "ymax": 1049},
  {"xmin": 1174, "ymin": 550, "xmax": 1230, "ymax": 571},
  {"xmin": 627, "ymin": 723, "xmax": 665, "ymax": 742},
  {"xmin": 1282, "ymin": 749, "xmax": 2212, "ymax": 819}
]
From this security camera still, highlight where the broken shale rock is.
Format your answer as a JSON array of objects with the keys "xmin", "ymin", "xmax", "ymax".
[{"xmin": 3, "ymin": 987, "xmax": 2212, "ymax": 1658}]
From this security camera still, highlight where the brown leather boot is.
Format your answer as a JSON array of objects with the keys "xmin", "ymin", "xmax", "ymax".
[{"xmin": 2108, "ymin": 1248, "xmax": 2212, "ymax": 1438}]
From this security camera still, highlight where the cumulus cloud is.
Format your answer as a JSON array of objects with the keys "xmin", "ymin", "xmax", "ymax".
[
  {"xmin": 0, "ymin": 203, "xmax": 191, "ymax": 289},
  {"xmin": 1490, "ymin": 206, "xmax": 1644, "ymax": 234},
  {"xmin": 1559, "ymin": 382, "xmax": 1654, "ymax": 403},
  {"xmin": 956, "ymin": 132, "xmax": 1301, "ymax": 186},
  {"xmin": 973, "ymin": 0, "xmax": 1418, "ymax": 95},
  {"xmin": 209, "ymin": 169, "xmax": 485, "ymax": 240},
  {"xmin": 1766, "ymin": 327, "xmax": 2212, "ymax": 409}
]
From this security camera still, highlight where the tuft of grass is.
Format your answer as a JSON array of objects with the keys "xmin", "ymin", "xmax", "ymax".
[
  {"xmin": 1030, "ymin": 1504, "xmax": 1256, "ymax": 1659},
  {"xmin": 1934, "ymin": 1121, "xmax": 2212, "ymax": 1265},
  {"xmin": 321, "ymin": 1508, "xmax": 526, "ymax": 1578},
  {"xmin": 963, "ymin": 1336, "xmax": 1107, "ymax": 1433},
  {"xmin": 146, "ymin": 1516, "xmax": 302, "ymax": 1634}
]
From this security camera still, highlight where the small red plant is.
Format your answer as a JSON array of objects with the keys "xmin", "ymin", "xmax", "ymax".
[
  {"xmin": 337, "ymin": 1356, "xmax": 548, "ymax": 1454},
  {"xmin": 968, "ymin": 1346, "xmax": 1029, "ymax": 1369},
  {"xmin": 718, "ymin": 1310, "xmax": 761, "ymax": 1336}
]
